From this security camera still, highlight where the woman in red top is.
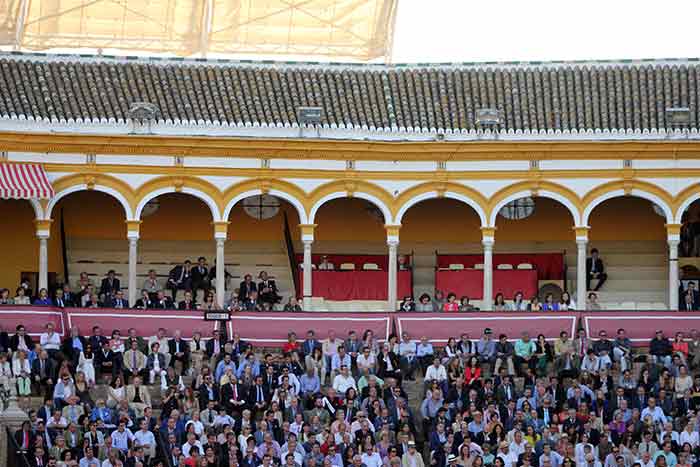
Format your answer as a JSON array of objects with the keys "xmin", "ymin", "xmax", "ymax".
[
  {"xmin": 464, "ymin": 356, "xmax": 482, "ymax": 388},
  {"xmin": 282, "ymin": 332, "xmax": 299, "ymax": 354},
  {"xmin": 443, "ymin": 293, "xmax": 460, "ymax": 312},
  {"xmin": 673, "ymin": 332, "xmax": 689, "ymax": 359}
]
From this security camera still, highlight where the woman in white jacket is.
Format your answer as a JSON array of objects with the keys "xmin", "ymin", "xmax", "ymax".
[{"xmin": 12, "ymin": 349, "xmax": 31, "ymax": 410}]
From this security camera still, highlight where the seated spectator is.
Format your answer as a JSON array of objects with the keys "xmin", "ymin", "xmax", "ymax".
[
  {"xmin": 153, "ymin": 290, "xmax": 173, "ymax": 309},
  {"xmin": 199, "ymin": 291, "xmax": 220, "ymax": 311},
  {"xmin": 258, "ymin": 271, "xmax": 281, "ymax": 305},
  {"xmin": 493, "ymin": 293, "xmax": 507, "ymax": 311},
  {"xmin": 106, "ymin": 289, "xmax": 128, "ymax": 309},
  {"xmin": 459, "ymin": 296, "xmax": 476, "ymax": 312},
  {"xmin": 192, "ymin": 256, "xmax": 211, "ymax": 301},
  {"xmin": 586, "ymin": 248, "xmax": 608, "ymax": 292},
  {"xmin": 284, "ymin": 297, "xmax": 303, "ymax": 312},
  {"xmin": 14, "ymin": 286, "xmax": 30, "ymax": 305},
  {"xmin": 443, "ymin": 293, "xmax": 459, "ymax": 312},
  {"xmin": 415, "ymin": 293, "xmax": 432, "ymax": 312},
  {"xmin": 587, "ymin": 292, "xmax": 602, "ymax": 310},
  {"xmin": 509, "ymin": 292, "xmax": 527, "ymax": 311},
  {"xmin": 559, "ymin": 292, "xmax": 576, "ymax": 311},
  {"xmin": 399, "ymin": 296, "xmax": 415, "ymax": 312},
  {"xmin": 238, "ymin": 274, "xmax": 257, "ymax": 302},
  {"xmin": 168, "ymin": 260, "xmax": 193, "ymax": 300},
  {"xmin": 34, "ymin": 288, "xmax": 52, "ymax": 306},
  {"xmin": 142, "ymin": 269, "xmax": 162, "ymax": 299},
  {"xmin": 542, "ymin": 293, "xmax": 559, "ymax": 311},
  {"xmin": 527, "ymin": 295, "xmax": 542, "ymax": 311},
  {"xmin": 318, "ymin": 256, "xmax": 335, "ymax": 270},
  {"xmin": 134, "ymin": 289, "xmax": 153, "ymax": 309},
  {"xmin": 0, "ymin": 287, "xmax": 14, "ymax": 305}
]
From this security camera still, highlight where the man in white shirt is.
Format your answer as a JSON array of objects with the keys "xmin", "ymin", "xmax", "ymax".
[
  {"xmin": 424, "ymin": 357, "xmax": 448, "ymax": 394},
  {"xmin": 182, "ymin": 432, "xmax": 203, "ymax": 458},
  {"xmin": 398, "ymin": 333, "xmax": 418, "ymax": 381},
  {"xmin": 132, "ymin": 419, "xmax": 156, "ymax": 459},
  {"xmin": 640, "ymin": 397, "xmax": 668, "ymax": 425},
  {"xmin": 110, "ymin": 420, "xmax": 134, "ymax": 454},
  {"xmin": 40, "ymin": 323, "xmax": 61, "ymax": 360},
  {"xmin": 318, "ymin": 256, "xmax": 335, "ymax": 270},
  {"xmin": 636, "ymin": 451, "xmax": 655, "ymax": 467},
  {"xmin": 497, "ymin": 442, "xmax": 519, "ymax": 467},
  {"xmin": 332, "ymin": 365, "xmax": 357, "ymax": 394},
  {"xmin": 356, "ymin": 347, "xmax": 376, "ymax": 374}
]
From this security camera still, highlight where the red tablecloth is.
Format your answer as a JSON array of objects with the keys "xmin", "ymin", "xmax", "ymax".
[
  {"xmin": 437, "ymin": 253, "xmax": 564, "ymax": 280},
  {"xmin": 435, "ymin": 269, "xmax": 538, "ymax": 300},
  {"xmin": 302, "ymin": 270, "xmax": 412, "ymax": 301}
]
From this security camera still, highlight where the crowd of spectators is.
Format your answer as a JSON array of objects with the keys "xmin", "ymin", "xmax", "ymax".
[
  {"xmin": 1, "ymin": 315, "xmax": 700, "ymax": 467},
  {"xmin": 0, "ymin": 258, "xmax": 300, "ymax": 312},
  {"xmin": 398, "ymin": 291, "xmax": 598, "ymax": 313}
]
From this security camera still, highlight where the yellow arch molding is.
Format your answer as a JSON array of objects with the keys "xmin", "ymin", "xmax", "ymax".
[
  {"xmin": 48, "ymin": 172, "xmax": 136, "ymax": 219},
  {"xmin": 222, "ymin": 178, "xmax": 310, "ymax": 223},
  {"xmin": 581, "ymin": 179, "xmax": 675, "ymax": 225},
  {"xmin": 672, "ymin": 184, "xmax": 700, "ymax": 223},
  {"xmin": 308, "ymin": 179, "xmax": 395, "ymax": 224},
  {"xmin": 393, "ymin": 181, "xmax": 489, "ymax": 225},
  {"xmin": 134, "ymin": 175, "xmax": 225, "ymax": 221},
  {"xmin": 487, "ymin": 180, "xmax": 582, "ymax": 226}
]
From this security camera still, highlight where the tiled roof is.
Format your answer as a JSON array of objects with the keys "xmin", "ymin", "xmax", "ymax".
[{"xmin": 0, "ymin": 54, "xmax": 698, "ymax": 135}]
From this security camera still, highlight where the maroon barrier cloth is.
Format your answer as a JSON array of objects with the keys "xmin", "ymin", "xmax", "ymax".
[
  {"xmin": 396, "ymin": 312, "xmax": 579, "ymax": 344},
  {"xmin": 435, "ymin": 269, "xmax": 538, "ymax": 300},
  {"xmin": 295, "ymin": 254, "xmax": 390, "ymax": 270},
  {"xmin": 65, "ymin": 308, "xmax": 217, "ymax": 338},
  {"xmin": 227, "ymin": 312, "xmax": 392, "ymax": 347},
  {"xmin": 0, "ymin": 307, "xmax": 66, "ymax": 337},
  {"xmin": 437, "ymin": 253, "xmax": 564, "ymax": 280},
  {"xmin": 300, "ymin": 270, "xmax": 412, "ymax": 301},
  {"xmin": 581, "ymin": 311, "xmax": 700, "ymax": 347}
]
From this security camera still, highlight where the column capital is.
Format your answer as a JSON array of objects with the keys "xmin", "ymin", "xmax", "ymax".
[
  {"xmin": 299, "ymin": 224, "xmax": 317, "ymax": 242},
  {"xmin": 34, "ymin": 219, "xmax": 52, "ymax": 238},
  {"xmin": 385, "ymin": 224, "xmax": 401, "ymax": 245},
  {"xmin": 212, "ymin": 221, "xmax": 230, "ymax": 239},
  {"xmin": 480, "ymin": 226, "xmax": 496, "ymax": 240},
  {"xmin": 126, "ymin": 220, "xmax": 141, "ymax": 239},
  {"xmin": 666, "ymin": 223, "xmax": 682, "ymax": 243},
  {"xmin": 573, "ymin": 226, "xmax": 590, "ymax": 241}
]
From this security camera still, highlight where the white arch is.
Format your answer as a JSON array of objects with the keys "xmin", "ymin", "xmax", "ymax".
[
  {"xmin": 28, "ymin": 198, "xmax": 44, "ymax": 219},
  {"xmin": 489, "ymin": 190, "xmax": 582, "ymax": 227},
  {"xmin": 309, "ymin": 192, "xmax": 393, "ymax": 225},
  {"xmin": 45, "ymin": 184, "xmax": 133, "ymax": 220},
  {"xmin": 395, "ymin": 190, "xmax": 488, "ymax": 226},
  {"xmin": 582, "ymin": 189, "xmax": 674, "ymax": 226},
  {"xmin": 135, "ymin": 187, "xmax": 221, "ymax": 221},
  {"xmin": 223, "ymin": 189, "xmax": 309, "ymax": 224},
  {"xmin": 675, "ymin": 193, "xmax": 700, "ymax": 223}
]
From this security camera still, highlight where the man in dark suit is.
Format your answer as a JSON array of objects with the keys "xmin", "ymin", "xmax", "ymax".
[
  {"xmin": 192, "ymin": 256, "xmax": 210, "ymax": 302},
  {"xmin": 302, "ymin": 330, "xmax": 320, "ymax": 356},
  {"xmin": 88, "ymin": 326, "xmax": 108, "ymax": 351},
  {"xmin": 153, "ymin": 291, "xmax": 174, "ymax": 309},
  {"xmin": 52, "ymin": 288, "xmax": 71, "ymax": 308},
  {"xmin": 249, "ymin": 375, "xmax": 270, "ymax": 416},
  {"xmin": 9, "ymin": 324, "xmax": 34, "ymax": 352},
  {"xmin": 31, "ymin": 350, "xmax": 55, "ymax": 391},
  {"xmin": 586, "ymin": 248, "xmax": 608, "ymax": 291},
  {"xmin": 178, "ymin": 290, "xmax": 197, "ymax": 310},
  {"xmin": 221, "ymin": 375, "xmax": 246, "ymax": 414},
  {"xmin": 106, "ymin": 290, "xmax": 129, "ymax": 309},
  {"xmin": 168, "ymin": 330, "xmax": 190, "ymax": 373},
  {"xmin": 99, "ymin": 270, "xmax": 121, "ymax": 300},
  {"xmin": 96, "ymin": 341, "xmax": 116, "ymax": 380},
  {"xmin": 257, "ymin": 271, "xmax": 280, "ymax": 305},
  {"xmin": 238, "ymin": 274, "xmax": 257, "ymax": 302},
  {"xmin": 29, "ymin": 446, "xmax": 47, "ymax": 467},
  {"xmin": 168, "ymin": 260, "xmax": 193, "ymax": 300},
  {"xmin": 197, "ymin": 374, "xmax": 219, "ymax": 411}
]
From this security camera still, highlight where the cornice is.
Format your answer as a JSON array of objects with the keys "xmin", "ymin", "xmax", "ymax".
[{"xmin": 2, "ymin": 132, "xmax": 700, "ymax": 161}]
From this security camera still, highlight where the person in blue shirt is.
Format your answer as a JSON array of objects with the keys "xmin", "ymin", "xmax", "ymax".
[
  {"xmin": 299, "ymin": 366, "xmax": 321, "ymax": 403},
  {"xmin": 33, "ymin": 288, "xmax": 52, "ymax": 306}
]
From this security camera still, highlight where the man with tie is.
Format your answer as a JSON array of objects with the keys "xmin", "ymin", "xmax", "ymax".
[
  {"xmin": 32, "ymin": 350, "xmax": 55, "ymax": 393},
  {"xmin": 53, "ymin": 288, "xmax": 69, "ymax": 308},
  {"xmin": 30, "ymin": 446, "xmax": 47, "ymax": 467},
  {"xmin": 222, "ymin": 374, "xmax": 246, "ymax": 414},
  {"xmin": 167, "ymin": 260, "xmax": 193, "ymax": 300},
  {"xmin": 177, "ymin": 290, "xmax": 197, "ymax": 310},
  {"xmin": 14, "ymin": 420, "xmax": 34, "ymax": 454},
  {"xmin": 168, "ymin": 330, "xmax": 189, "ymax": 374},
  {"xmin": 123, "ymin": 340, "xmax": 147, "ymax": 384},
  {"xmin": 258, "ymin": 270, "xmax": 280, "ymax": 306},
  {"xmin": 249, "ymin": 375, "xmax": 269, "ymax": 417},
  {"xmin": 302, "ymin": 330, "xmax": 320, "ymax": 357},
  {"xmin": 153, "ymin": 290, "xmax": 173, "ymax": 310},
  {"xmin": 99, "ymin": 270, "xmax": 121, "ymax": 301},
  {"xmin": 107, "ymin": 290, "xmax": 128, "ymax": 309},
  {"xmin": 61, "ymin": 396, "xmax": 84, "ymax": 425},
  {"xmin": 192, "ymin": 256, "xmax": 211, "ymax": 302},
  {"xmin": 586, "ymin": 248, "xmax": 608, "ymax": 292},
  {"xmin": 206, "ymin": 330, "xmax": 226, "ymax": 368}
]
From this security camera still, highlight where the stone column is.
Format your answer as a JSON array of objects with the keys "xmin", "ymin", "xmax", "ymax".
[
  {"xmin": 667, "ymin": 223, "xmax": 681, "ymax": 311},
  {"xmin": 575, "ymin": 227, "xmax": 590, "ymax": 310},
  {"xmin": 213, "ymin": 222, "xmax": 229, "ymax": 308},
  {"xmin": 34, "ymin": 219, "xmax": 52, "ymax": 292},
  {"xmin": 0, "ymin": 386, "xmax": 29, "ymax": 467},
  {"xmin": 126, "ymin": 220, "xmax": 141, "ymax": 307},
  {"xmin": 299, "ymin": 224, "xmax": 316, "ymax": 311},
  {"xmin": 481, "ymin": 227, "xmax": 496, "ymax": 311},
  {"xmin": 386, "ymin": 225, "xmax": 401, "ymax": 311}
]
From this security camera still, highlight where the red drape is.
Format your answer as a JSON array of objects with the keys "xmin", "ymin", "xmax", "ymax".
[
  {"xmin": 436, "ymin": 253, "xmax": 564, "ymax": 280},
  {"xmin": 300, "ymin": 270, "xmax": 412, "ymax": 301}
]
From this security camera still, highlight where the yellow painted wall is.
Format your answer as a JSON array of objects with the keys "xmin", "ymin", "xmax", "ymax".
[{"xmin": 588, "ymin": 197, "xmax": 665, "ymax": 241}]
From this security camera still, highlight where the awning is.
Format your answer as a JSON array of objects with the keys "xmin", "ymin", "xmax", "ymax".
[{"xmin": 0, "ymin": 163, "xmax": 54, "ymax": 199}]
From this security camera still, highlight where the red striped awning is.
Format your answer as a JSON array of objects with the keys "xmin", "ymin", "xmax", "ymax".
[{"xmin": 0, "ymin": 163, "xmax": 54, "ymax": 199}]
